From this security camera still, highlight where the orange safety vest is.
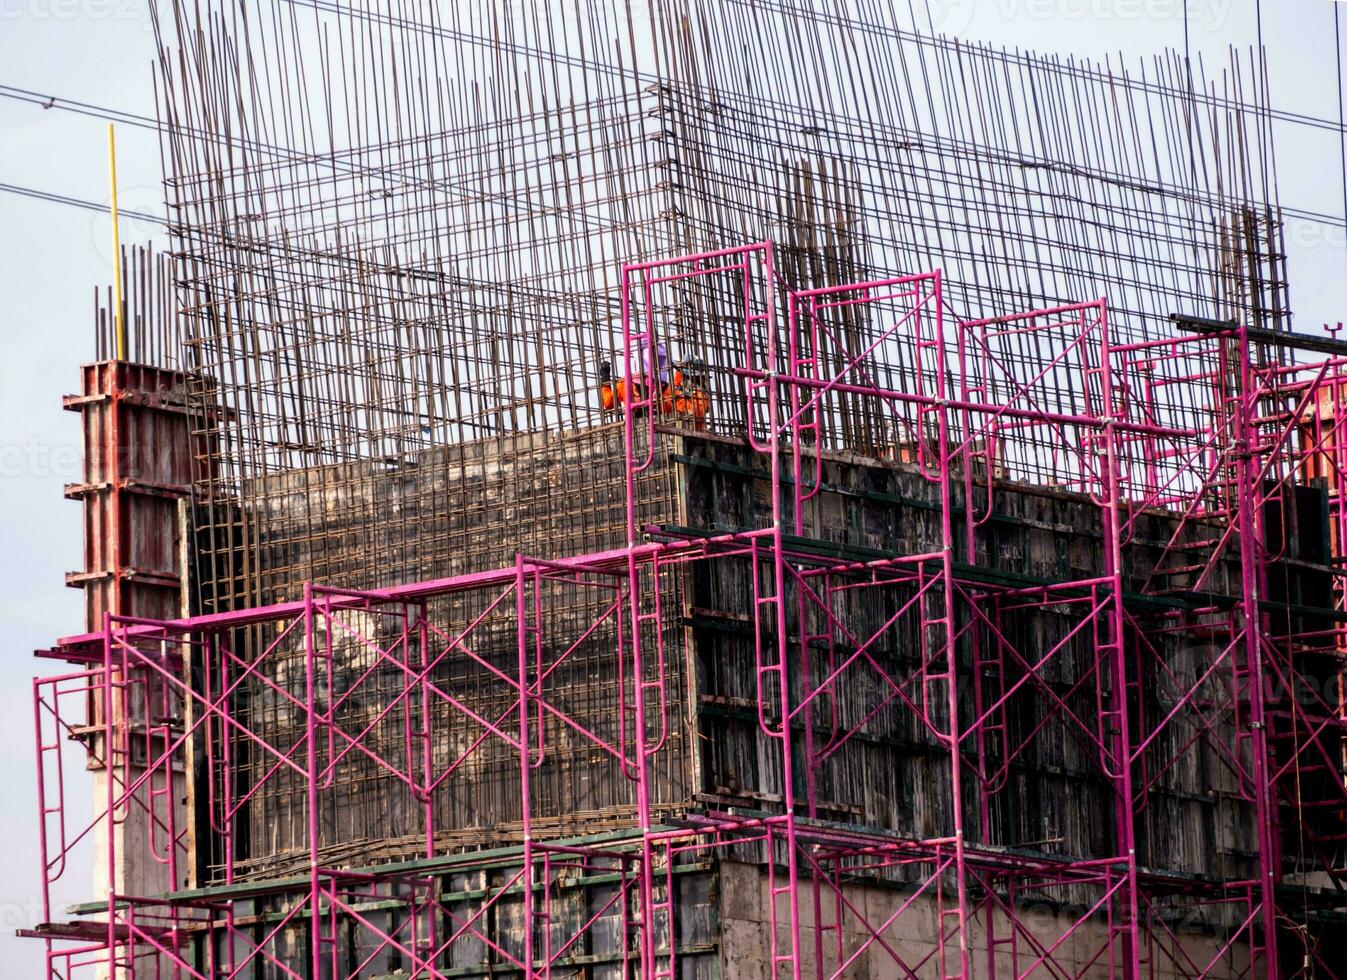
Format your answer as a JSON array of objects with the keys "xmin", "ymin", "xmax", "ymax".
[
  {"xmin": 659, "ymin": 370, "xmax": 710, "ymax": 420},
  {"xmin": 601, "ymin": 370, "xmax": 708, "ymax": 422},
  {"xmin": 600, "ymin": 377, "xmax": 644, "ymax": 411}
]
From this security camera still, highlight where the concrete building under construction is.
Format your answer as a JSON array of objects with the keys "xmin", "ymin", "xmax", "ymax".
[{"xmin": 23, "ymin": 2, "xmax": 1347, "ymax": 978}]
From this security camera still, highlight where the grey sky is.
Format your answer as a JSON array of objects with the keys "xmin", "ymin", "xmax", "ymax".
[{"xmin": 1, "ymin": 0, "xmax": 1345, "ymax": 973}]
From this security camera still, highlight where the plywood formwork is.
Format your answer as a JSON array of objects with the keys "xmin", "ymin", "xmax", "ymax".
[{"xmin": 62, "ymin": 358, "xmax": 196, "ymax": 891}]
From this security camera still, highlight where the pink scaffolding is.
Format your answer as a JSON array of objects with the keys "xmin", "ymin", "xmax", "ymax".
[{"xmin": 28, "ymin": 243, "xmax": 1347, "ymax": 978}]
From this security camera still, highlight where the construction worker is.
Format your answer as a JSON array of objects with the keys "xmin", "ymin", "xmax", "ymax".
[
  {"xmin": 599, "ymin": 361, "xmax": 640, "ymax": 412},
  {"xmin": 599, "ymin": 343, "xmax": 710, "ymax": 426}
]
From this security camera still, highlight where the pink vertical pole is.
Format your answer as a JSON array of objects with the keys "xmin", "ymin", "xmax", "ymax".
[
  {"xmin": 784, "ymin": 293, "xmax": 825, "ymax": 972},
  {"xmin": 629, "ymin": 544, "xmax": 657, "ymax": 975},
  {"xmin": 957, "ymin": 302, "xmax": 1001, "ymax": 877},
  {"xmin": 1097, "ymin": 302, "xmax": 1143, "ymax": 980},
  {"xmin": 206, "ymin": 629, "xmax": 236, "ymax": 886},
  {"xmin": 748, "ymin": 242, "xmax": 803, "ymax": 980},
  {"xmin": 103, "ymin": 612, "xmax": 119, "ymax": 978},
  {"xmin": 797, "ymin": 574, "xmax": 825, "ymax": 980},
  {"xmin": 619, "ymin": 261, "xmax": 656, "ymax": 977},
  {"xmin": 419, "ymin": 602, "xmax": 434, "ymax": 860},
  {"xmin": 621, "ymin": 263, "xmax": 641, "ymax": 556},
  {"xmin": 786, "ymin": 289, "xmax": 821, "ymax": 539},
  {"xmin": 787, "ymin": 289, "xmax": 804, "ymax": 538},
  {"xmin": 31, "ymin": 678, "xmax": 53, "ymax": 974},
  {"xmin": 764, "ymin": 371, "xmax": 804, "ymax": 980},
  {"xmin": 930, "ymin": 272, "xmax": 971, "ymax": 980},
  {"xmin": 515, "ymin": 556, "xmax": 535, "ymax": 979},
  {"xmin": 304, "ymin": 583, "xmax": 322, "ymax": 980},
  {"xmin": 1234, "ymin": 330, "xmax": 1281, "ymax": 975}
]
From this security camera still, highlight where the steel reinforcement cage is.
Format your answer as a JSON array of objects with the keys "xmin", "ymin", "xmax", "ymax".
[{"xmin": 30, "ymin": 243, "xmax": 1347, "ymax": 978}]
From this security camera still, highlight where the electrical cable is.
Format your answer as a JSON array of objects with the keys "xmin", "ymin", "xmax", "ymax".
[{"xmin": 0, "ymin": 180, "xmax": 163, "ymax": 224}]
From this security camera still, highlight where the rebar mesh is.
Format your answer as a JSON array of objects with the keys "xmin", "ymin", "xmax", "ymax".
[{"xmin": 137, "ymin": 0, "xmax": 1294, "ymax": 886}]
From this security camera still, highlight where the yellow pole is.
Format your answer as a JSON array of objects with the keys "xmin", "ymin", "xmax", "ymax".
[{"xmin": 108, "ymin": 123, "xmax": 125, "ymax": 360}]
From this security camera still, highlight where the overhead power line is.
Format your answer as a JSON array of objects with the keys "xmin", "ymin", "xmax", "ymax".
[
  {"xmin": 0, "ymin": 84, "xmax": 159, "ymax": 131},
  {"xmin": 3, "ymin": 70, "xmax": 1347, "ymax": 230},
  {"xmin": 0, "ymin": 181, "xmax": 163, "ymax": 225}
]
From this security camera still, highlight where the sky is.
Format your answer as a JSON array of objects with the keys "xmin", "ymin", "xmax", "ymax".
[{"xmin": 1, "ymin": 0, "xmax": 1346, "ymax": 974}]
